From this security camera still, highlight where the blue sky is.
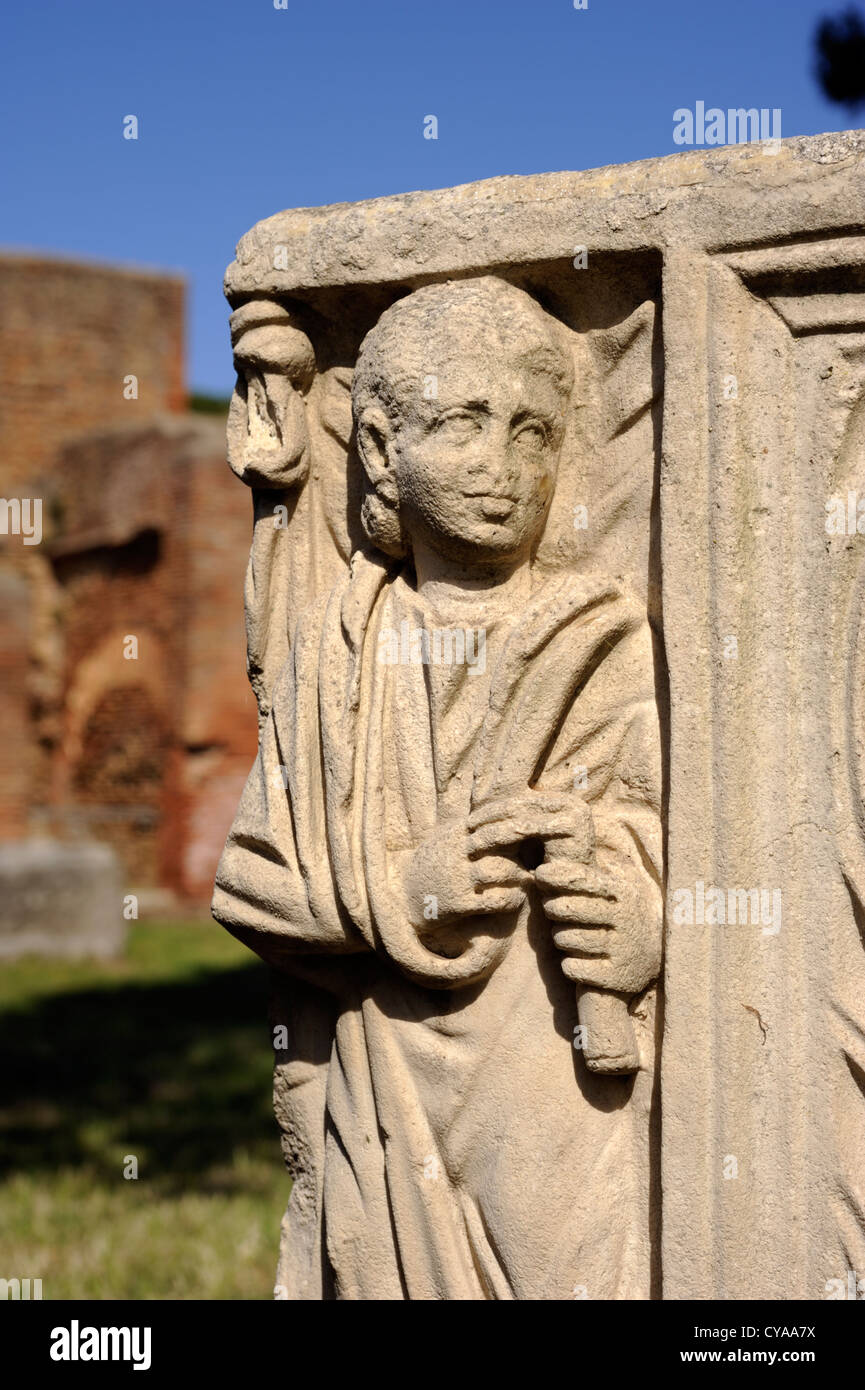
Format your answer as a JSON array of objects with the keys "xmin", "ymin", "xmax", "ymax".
[{"xmin": 2, "ymin": 0, "xmax": 859, "ymax": 393}]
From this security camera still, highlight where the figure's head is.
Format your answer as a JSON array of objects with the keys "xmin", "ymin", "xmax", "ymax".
[
  {"xmin": 352, "ymin": 277, "xmax": 574, "ymax": 569},
  {"xmin": 227, "ymin": 298, "xmax": 316, "ymax": 488}
]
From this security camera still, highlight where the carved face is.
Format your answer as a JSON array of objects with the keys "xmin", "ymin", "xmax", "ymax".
[
  {"xmin": 390, "ymin": 352, "xmax": 566, "ymax": 568},
  {"xmin": 227, "ymin": 306, "xmax": 315, "ymax": 489}
]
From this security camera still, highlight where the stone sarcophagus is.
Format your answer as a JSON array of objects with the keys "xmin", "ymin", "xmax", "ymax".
[{"xmin": 212, "ymin": 131, "xmax": 865, "ymax": 1300}]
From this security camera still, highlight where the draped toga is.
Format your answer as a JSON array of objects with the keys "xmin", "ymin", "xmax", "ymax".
[{"xmin": 213, "ymin": 550, "xmax": 663, "ymax": 1299}]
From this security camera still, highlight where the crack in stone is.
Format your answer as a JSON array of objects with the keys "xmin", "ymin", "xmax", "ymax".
[{"xmin": 742, "ymin": 1004, "xmax": 768, "ymax": 1044}]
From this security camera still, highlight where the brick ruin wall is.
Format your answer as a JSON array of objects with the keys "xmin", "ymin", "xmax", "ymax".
[{"xmin": 0, "ymin": 255, "xmax": 256, "ymax": 902}]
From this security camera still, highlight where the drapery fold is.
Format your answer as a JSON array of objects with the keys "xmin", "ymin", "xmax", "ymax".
[{"xmin": 213, "ymin": 553, "xmax": 662, "ymax": 1299}]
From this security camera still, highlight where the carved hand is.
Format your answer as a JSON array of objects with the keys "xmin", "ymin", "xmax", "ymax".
[
  {"xmin": 535, "ymin": 857, "xmax": 662, "ymax": 995},
  {"xmin": 403, "ymin": 819, "xmax": 530, "ymax": 927},
  {"xmin": 466, "ymin": 791, "xmax": 594, "ymax": 861}
]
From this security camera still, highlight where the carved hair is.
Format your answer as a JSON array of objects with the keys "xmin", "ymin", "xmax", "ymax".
[{"xmin": 351, "ymin": 277, "xmax": 575, "ymax": 557}]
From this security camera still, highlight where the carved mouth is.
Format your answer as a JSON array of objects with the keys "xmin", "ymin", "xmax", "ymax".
[{"xmin": 464, "ymin": 493, "xmax": 518, "ymax": 520}]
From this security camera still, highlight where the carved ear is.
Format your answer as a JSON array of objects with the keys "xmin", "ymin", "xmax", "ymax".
[
  {"xmin": 356, "ymin": 406, "xmax": 397, "ymax": 500},
  {"xmin": 356, "ymin": 404, "xmax": 405, "ymax": 556}
]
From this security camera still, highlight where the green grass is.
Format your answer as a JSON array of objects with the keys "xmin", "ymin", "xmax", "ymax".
[
  {"xmin": 187, "ymin": 392, "xmax": 230, "ymax": 416},
  {"xmin": 0, "ymin": 921, "xmax": 288, "ymax": 1299}
]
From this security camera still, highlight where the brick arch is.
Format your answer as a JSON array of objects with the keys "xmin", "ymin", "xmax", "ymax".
[{"xmin": 62, "ymin": 628, "xmax": 171, "ymax": 776}]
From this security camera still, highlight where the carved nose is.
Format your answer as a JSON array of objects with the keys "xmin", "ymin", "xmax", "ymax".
[
  {"xmin": 465, "ymin": 463, "xmax": 516, "ymax": 495},
  {"xmin": 464, "ymin": 426, "xmax": 516, "ymax": 488}
]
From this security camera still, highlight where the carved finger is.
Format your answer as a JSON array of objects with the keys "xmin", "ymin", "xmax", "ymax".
[
  {"xmin": 467, "ymin": 811, "xmax": 575, "ymax": 857},
  {"xmin": 549, "ymin": 926, "xmax": 610, "ymax": 955},
  {"xmin": 535, "ymin": 862, "xmax": 616, "ymax": 895},
  {"xmin": 559, "ymin": 955, "xmax": 615, "ymax": 988},
  {"xmin": 472, "ymin": 854, "xmax": 533, "ymax": 888},
  {"xmin": 471, "ymin": 886, "xmax": 526, "ymax": 915},
  {"xmin": 543, "ymin": 894, "xmax": 619, "ymax": 924},
  {"xmin": 467, "ymin": 793, "xmax": 569, "ymax": 832}
]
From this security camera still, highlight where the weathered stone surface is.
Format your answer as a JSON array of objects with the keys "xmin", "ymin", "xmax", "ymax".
[
  {"xmin": 0, "ymin": 839, "xmax": 124, "ymax": 960},
  {"xmin": 214, "ymin": 130, "xmax": 865, "ymax": 1300}
]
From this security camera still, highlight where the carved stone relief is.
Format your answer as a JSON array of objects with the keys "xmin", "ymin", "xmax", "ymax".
[{"xmin": 213, "ymin": 132, "xmax": 865, "ymax": 1300}]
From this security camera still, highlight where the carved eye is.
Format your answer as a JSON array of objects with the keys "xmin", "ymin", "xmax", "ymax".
[
  {"xmin": 436, "ymin": 410, "xmax": 482, "ymax": 437},
  {"xmin": 512, "ymin": 419, "xmax": 548, "ymax": 447}
]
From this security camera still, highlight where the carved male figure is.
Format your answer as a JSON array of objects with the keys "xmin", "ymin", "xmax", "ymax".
[{"xmin": 213, "ymin": 277, "xmax": 663, "ymax": 1299}]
